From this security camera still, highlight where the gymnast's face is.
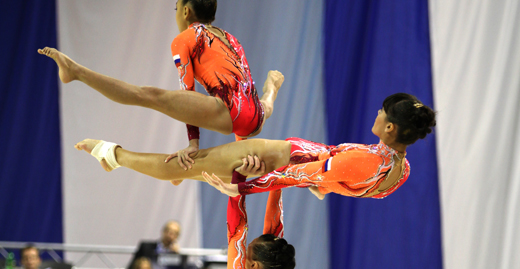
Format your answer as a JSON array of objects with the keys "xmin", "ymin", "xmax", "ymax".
[
  {"xmin": 246, "ymin": 237, "xmax": 270, "ymax": 269},
  {"xmin": 245, "ymin": 238, "xmax": 261, "ymax": 269},
  {"xmin": 245, "ymin": 248, "xmax": 253, "ymax": 269},
  {"xmin": 372, "ymin": 108, "xmax": 391, "ymax": 138}
]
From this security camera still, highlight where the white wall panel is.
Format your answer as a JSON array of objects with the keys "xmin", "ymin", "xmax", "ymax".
[
  {"xmin": 429, "ymin": 0, "xmax": 520, "ymax": 268},
  {"xmin": 58, "ymin": 1, "xmax": 201, "ymax": 267}
]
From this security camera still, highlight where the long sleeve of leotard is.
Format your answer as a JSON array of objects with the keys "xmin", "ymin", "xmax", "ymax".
[
  {"xmin": 263, "ymin": 189, "xmax": 284, "ymax": 237},
  {"xmin": 238, "ymin": 150, "xmax": 385, "ymax": 198},
  {"xmin": 227, "ymin": 172, "xmax": 286, "ymax": 268},
  {"xmin": 227, "ymin": 171, "xmax": 248, "ymax": 269},
  {"xmin": 227, "ymin": 194, "xmax": 247, "ymax": 268},
  {"xmin": 171, "ymin": 30, "xmax": 199, "ymax": 140}
]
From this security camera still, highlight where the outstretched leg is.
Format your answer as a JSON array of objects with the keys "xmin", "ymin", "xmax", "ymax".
[
  {"xmin": 75, "ymin": 138, "xmax": 292, "ymax": 183},
  {"xmin": 76, "ymin": 139, "xmax": 213, "ymax": 181},
  {"xmin": 38, "ymin": 47, "xmax": 233, "ymax": 134}
]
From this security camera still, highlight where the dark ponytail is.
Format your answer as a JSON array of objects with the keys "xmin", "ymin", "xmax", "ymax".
[
  {"xmin": 181, "ymin": 0, "xmax": 217, "ymax": 23},
  {"xmin": 382, "ymin": 93, "xmax": 436, "ymax": 145},
  {"xmin": 250, "ymin": 234, "xmax": 296, "ymax": 269}
]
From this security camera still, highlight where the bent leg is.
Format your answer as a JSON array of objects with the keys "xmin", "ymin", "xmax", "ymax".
[
  {"xmin": 260, "ymin": 70, "xmax": 284, "ymax": 120},
  {"xmin": 38, "ymin": 47, "xmax": 233, "ymax": 134},
  {"xmin": 76, "ymin": 139, "xmax": 292, "ymax": 182},
  {"xmin": 244, "ymin": 71, "xmax": 284, "ymax": 138}
]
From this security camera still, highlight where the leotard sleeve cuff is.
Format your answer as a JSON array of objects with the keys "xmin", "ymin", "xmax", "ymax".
[
  {"xmin": 187, "ymin": 124, "xmax": 200, "ymax": 140},
  {"xmin": 232, "ymin": 171, "xmax": 247, "ymax": 184}
]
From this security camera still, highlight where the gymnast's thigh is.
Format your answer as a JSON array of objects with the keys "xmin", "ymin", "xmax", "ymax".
[{"xmin": 187, "ymin": 139, "xmax": 292, "ymax": 180}]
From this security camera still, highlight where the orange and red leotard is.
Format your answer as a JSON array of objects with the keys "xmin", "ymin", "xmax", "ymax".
[
  {"xmin": 171, "ymin": 23, "xmax": 264, "ymax": 140},
  {"xmin": 238, "ymin": 138, "xmax": 410, "ymax": 199},
  {"xmin": 227, "ymin": 172, "xmax": 284, "ymax": 269}
]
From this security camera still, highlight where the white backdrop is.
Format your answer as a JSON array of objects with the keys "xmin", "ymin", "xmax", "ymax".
[
  {"xmin": 58, "ymin": 1, "xmax": 201, "ymax": 267},
  {"xmin": 429, "ymin": 0, "xmax": 520, "ymax": 268}
]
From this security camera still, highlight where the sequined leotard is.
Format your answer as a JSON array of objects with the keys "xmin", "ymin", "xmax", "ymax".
[
  {"xmin": 227, "ymin": 172, "xmax": 284, "ymax": 268},
  {"xmin": 237, "ymin": 138, "xmax": 410, "ymax": 199},
  {"xmin": 171, "ymin": 23, "xmax": 264, "ymax": 140}
]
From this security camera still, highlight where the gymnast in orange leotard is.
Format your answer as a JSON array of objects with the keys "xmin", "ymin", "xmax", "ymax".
[
  {"xmin": 166, "ymin": 0, "xmax": 284, "ymax": 170},
  {"xmin": 38, "ymin": 0, "xmax": 283, "ymax": 172},
  {"xmin": 74, "ymin": 93, "xmax": 436, "ymax": 201},
  {"xmin": 171, "ymin": 22, "xmax": 265, "ymax": 140},
  {"xmin": 235, "ymin": 137, "xmax": 411, "ymax": 199},
  {"xmin": 206, "ymin": 93, "xmax": 436, "ymax": 199}
]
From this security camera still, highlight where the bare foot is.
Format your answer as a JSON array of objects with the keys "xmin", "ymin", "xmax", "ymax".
[
  {"xmin": 37, "ymin": 47, "xmax": 78, "ymax": 83},
  {"xmin": 75, "ymin": 139, "xmax": 112, "ymax": 172},
  {"xmin": 263, "ymin": 70, "xmax": 284, "ymax": 95},
  {"xmin": 260, "ymin": 70, "xmax": 284, "ymax": 120}
]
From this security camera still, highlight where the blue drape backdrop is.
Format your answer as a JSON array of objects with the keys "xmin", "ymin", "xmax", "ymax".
[
  {"xmin": 324, "ymin": 0, "xmax": 442, "ymax": 268},
  {"xmin": 0, "ymin": 0, "xmax": 62, "ymax": 244}
]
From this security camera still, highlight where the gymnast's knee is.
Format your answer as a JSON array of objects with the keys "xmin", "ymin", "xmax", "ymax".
[{"xmin": 139, "ymin": 86, "xmax": 169, "ymax": 107}]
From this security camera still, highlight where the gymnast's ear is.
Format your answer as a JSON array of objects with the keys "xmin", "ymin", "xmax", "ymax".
[
  {"xmin": 249, "ymin": 261, "xmax": 262, "ymax": 269},
  {"xmin": 183, "ymin": 3, "xmax": 196, "ymax": 21},
  {"xmin": 385, "ymin": 122, "xmax": 397, "ymax": 135}
]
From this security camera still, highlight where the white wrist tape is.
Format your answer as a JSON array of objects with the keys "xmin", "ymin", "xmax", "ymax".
[{"xmin": 90, "ymin": 141, "xmax": 121, "ymax": 170}]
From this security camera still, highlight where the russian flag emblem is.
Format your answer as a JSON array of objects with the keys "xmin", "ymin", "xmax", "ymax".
[
  {"xmin": 323, "ymin": 157, "xmax": 333, "ymax": 173},
  {"xmin": 173, "ymin": 54, "xmax": 181, "ymax": 68}
]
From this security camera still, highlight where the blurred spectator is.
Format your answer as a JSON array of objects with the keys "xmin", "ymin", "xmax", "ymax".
[
  {"xmin": 19, "ymin": 245, "xmax": 73, "ymax": 269},
  {"xmin": 128, "ymin": 220, "xmax": 181, "ymax": 269},
  {"xmin": 20, "ymin": 245, "xmax": 41, "ymax": 269},
  {"xmin": 132, "ymin": 257, "xmax": 152, "ymax": 269}
]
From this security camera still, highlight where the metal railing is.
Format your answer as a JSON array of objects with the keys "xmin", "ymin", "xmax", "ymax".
[{"xmin": 0, "ymin": 241, "xmax": 226, "ymax": 268}]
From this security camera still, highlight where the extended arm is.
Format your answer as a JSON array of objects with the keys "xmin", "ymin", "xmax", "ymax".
[
  {"xmin": 226, "ymin": 192, "xmax": 248, "ymax": 269},
  {"xmin": 205, "ymin": 171, "xmax": 248, "ymax": 269},
  {"xmin": 263, "ymin": 189, "xmax": 284, "ymax": 237},
  {"xmin": 237, "ymin": 160, "xmax": 326, "ymax": 195},
  {"xmin": 171, "ymin": 33, "xmax": 198, "ymax": 141},
  {"xmin": 167, "ymin": 32, "xmax": 199, "ymax": 168},
  {"xmin": 208, "ymin": 151, "xmax": 385, "ymax": 198},
  {"xmin": 201, "ymin": 159, "xmax": 326, "ymax": 197}
]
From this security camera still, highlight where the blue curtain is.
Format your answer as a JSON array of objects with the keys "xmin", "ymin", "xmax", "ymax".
[
  {"xmin": 0, "ymin": 0, "xmax": 62, "ymax": 244},
  {"xmin": 324, "ymin": 0, "xmax": 442, "ymax": 268}
]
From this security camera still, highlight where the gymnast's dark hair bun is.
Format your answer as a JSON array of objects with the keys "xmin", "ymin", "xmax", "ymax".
[
  {"xmin": 251, "ymin": 234, "xmax": 296, "ymax": 269},
  {"xmin": 182, "ymin": 0, "xmax": 217, "ymax": 23},
  {"xmin": 382, "ymin": 93, "xmax": 436, "ymax": 145}
]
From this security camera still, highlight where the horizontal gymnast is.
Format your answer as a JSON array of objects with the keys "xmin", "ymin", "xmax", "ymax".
[{"xmin": 75, "ymin": 93, "xmax": 436, "ymax": 199}]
